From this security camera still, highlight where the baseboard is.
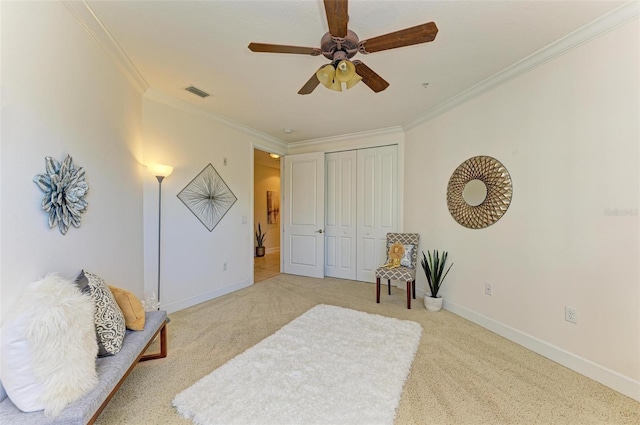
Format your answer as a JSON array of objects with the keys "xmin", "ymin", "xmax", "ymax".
[
  {"xmin": 162, "ymin": 279, "xmax": 252, "ymax": 314},
  {"xmin": 265, "ymin": 247, "xmax": 280, "ymax": 255},
  {"xmin": 443, "ymin": 300, "xmax": 640, "ymax": 402}
]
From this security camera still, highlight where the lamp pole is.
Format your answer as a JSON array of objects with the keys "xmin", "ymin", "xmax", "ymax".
[
  {"xmin": 156, "ymin": 175, "xmax": 164, "ymax": 309},
  {"xmin": 148, "ymin": 163, "xmax": 172, "ymax": 310}
]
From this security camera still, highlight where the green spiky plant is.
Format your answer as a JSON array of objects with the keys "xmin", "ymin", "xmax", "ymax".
[
  {"xmin": 421, "ymin": 250, "xmax": 454, "ymax": 298},
  {"xmin": 255, "ymin": 222, "xmax": 266, "ymax": 247}
]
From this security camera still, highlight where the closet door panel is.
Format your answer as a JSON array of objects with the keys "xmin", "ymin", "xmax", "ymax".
[
  {"xmin": 361, "ymin": 153, "xmax": 376, "ymax": 228},
  {"xmin": 356, "ymin": 146, "xmax": 398, "ymax": 282},
  {"xmin": 324, "ymin": 151, "xmax": 357, "ymax": 279},
  {"xmin": 379, "ymin": 147, "xmax": 397, "ymax": 230}
]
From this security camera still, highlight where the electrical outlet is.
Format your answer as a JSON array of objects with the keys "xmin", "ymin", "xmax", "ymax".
[
  {"xmin": 223, "ymin": 262, "xmax": 228, "ymax": 271},
  {"xmin": 565, "ymin": 306, "xmax": 577, "ymax": 324},
  {"xmin": 484, "ymin": 283, "xmax": 492, "ymax": 296}
]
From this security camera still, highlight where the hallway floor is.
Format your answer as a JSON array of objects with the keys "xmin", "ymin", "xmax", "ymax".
[{"xmin": 254, "ymin": 251, "xmax": 280, "ymax": 283}]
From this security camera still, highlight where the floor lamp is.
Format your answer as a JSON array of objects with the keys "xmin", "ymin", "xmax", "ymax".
[{"xmin": 148, "ymin": 164, "xmax": 173, "ymax": 309}]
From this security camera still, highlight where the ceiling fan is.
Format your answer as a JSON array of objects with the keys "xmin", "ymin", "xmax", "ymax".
[{"xmin": 248, "ymin": 0, "xmax": 438, "ymax": 95}]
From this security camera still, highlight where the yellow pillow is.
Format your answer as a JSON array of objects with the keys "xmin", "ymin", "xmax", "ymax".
[{"xmin": 108, "ymin": 286, "xmax": 145, "ymax": 331}]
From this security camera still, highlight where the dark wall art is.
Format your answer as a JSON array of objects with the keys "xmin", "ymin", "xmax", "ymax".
[
  {"xmin": 177, "ymin": 163, "xmax": 237, "ymax": 232},
  {"xmin": 267, "ymin": 190, "xmax": 279, "ymax": 224}
]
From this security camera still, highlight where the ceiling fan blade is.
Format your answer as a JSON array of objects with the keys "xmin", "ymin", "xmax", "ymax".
[
  {"xmin": 248, "ymin": 42, "xmax": 320, "ymax": 56},
  {"xmin": 354, "ymin": 61, "xmax": 389, "ymax": 93},
  {"xmin": 324, "ymin": 0, "xmax": 349, "ymax": 38},
  {"xmin": 360, "ymin": 22, "xmax": 438, "ymax": 54},
  {"xmin": 298, "ymin": 71, "xmax": 321, "ymax": 95}
]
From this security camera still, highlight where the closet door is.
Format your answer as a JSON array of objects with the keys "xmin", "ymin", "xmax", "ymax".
[
  {"xmin": 282, "ymin": 152, "xmax": 325, "ymax": 278},
  {"xmin": 324, "ymin": 151, "xmax": 357, "ymax": 279},
  {"xmin": 356, "ymin": 146, "xmax": 398, "ymax": 282}
]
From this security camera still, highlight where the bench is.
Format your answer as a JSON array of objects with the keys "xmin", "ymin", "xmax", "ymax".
[{"xmin": 0, "ymin": 310, "xmax": 168, "ymax": 425}]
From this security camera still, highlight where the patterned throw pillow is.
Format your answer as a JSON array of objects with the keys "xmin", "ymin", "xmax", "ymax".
[
  {"xmin": 386, "ymin": 242, "xmax": 415, "ymax": 269},
  {"xmin": 75, "ymin": 271, "xmax": 126, "ymax": 356}
]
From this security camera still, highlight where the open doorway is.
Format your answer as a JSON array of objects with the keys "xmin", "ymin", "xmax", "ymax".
[{"xmin": 254, "ymin": 149, "xmax": 281, "ymax": 282}]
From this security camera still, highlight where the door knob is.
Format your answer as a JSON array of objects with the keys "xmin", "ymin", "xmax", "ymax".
[{"xmin": 315, "ymin": 229, "xmax": 323, "ymax": 233}]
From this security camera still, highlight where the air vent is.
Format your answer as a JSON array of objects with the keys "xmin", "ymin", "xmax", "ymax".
[{"xmin": 184, "ymin": 85, "xmax": 210, "ymax": 98}]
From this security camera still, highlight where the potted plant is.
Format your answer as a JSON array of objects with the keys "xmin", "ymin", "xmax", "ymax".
[
  {"xmin": 420, "ymin": 250, "xmax": 453, "ymax": 311},
  {"xmin": 255, "ymin": 222, "xmax": 266, "ymax": 257}
]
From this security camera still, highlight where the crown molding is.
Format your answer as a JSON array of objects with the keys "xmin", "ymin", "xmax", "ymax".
[
  {"xmin": 289, "ymin": 126, "xmax": 404, "ymax": 148},
  {"xmin": 144, "ymin": 89, "xmax": 288, "ymax": 149},
  {"xmin": 404, "ymin": 0, "xmax": 640, "ymax": 131},
  {"xmin": 62, "ymin": 1, "xmax": 149, "ymax": 94}
]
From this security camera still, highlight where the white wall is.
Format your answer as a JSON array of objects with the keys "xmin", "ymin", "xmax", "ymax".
[
  {"xmin": 0, "ymin": 0, "xmax": 145, "ymax": 322},
  {"xmin": 404, "ymin": 19, "xmax": 639, "ymax": 398},
  {"xmin": 142, "ymin": 91, "xmax": 278, "ymax": 313},
  {"xmin": 254, "ymin": 164, "xmax": 281, "ymax": 253}
]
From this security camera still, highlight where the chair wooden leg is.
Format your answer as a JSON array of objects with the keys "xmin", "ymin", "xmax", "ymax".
[
  {"xmin": 406, "ymin": 281, "xmax": 411, "ymax": 309},
  {"xmin": 376, "ymin": 277, "xmax": 381, "ymax": 303},
  {"xmin": 412, "ymin": 280, "xmax": 416, "ymax": 299},
  {"xmin": 388, "ymin": 279, "xmax": 391, "ymax": 295}
]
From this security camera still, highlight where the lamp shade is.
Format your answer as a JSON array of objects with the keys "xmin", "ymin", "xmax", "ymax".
[
  {"xmin": 329, "ymin": 78, "xmax": 342, "ymax": 91},
  {"xmin": 346, "ymin": 73, "xmax": 362, "ymax": 90},
  {"xmin": 335, "ymin": 60, "xmax": 356, "ymax": 83},
  {"xmin": 316, "ymin": 65, "xmax": 336, "ymax": 88},
  {"xmin": 148, "ymin": 164, "xmax": 173, "ymax": 178}
]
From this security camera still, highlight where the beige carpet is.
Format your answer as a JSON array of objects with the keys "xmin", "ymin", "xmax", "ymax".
[{"xmin": 96, "ymin": 274, "xmax": 640, "ymax": 424}]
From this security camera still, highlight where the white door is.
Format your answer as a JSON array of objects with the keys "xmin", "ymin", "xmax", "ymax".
[
  {"xmin": 283, "ymin": 152, "xmax": 325, "ymax": 278},
  {"xmin": 324, "ymin": 151, "xmax": 357, "ymax": 279},
  {"xmin": 356, "ymin": 146, "xmax": 398, "ymax": 282}
]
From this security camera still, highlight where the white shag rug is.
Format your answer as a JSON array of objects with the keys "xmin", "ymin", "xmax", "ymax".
[{"xmin": 173, "ymin": 304, "xmax": 422, "ymax": 425}]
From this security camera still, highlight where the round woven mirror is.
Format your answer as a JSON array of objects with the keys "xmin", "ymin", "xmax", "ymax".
[{"xmin": 447, "ymin": 156, "xmax": 512, "ymax": 229}]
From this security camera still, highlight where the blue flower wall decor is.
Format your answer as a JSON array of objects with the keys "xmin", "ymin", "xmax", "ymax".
[{"xmin": 33, "ymin": 155, "xmax": 89, "ymax": 235}]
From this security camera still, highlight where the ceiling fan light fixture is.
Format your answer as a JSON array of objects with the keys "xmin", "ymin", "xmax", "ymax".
[
  {"xmin": 346, "ymin": 73, "xmax": 362, "ymax": 90},
  {"xmin": 329, "ymin": 78, "xmax": 343, "ymax": 91},
  {"xmin": 316, "ymin": 65, "xmax": 336, "ymax": 88},
  {"xmin": 335, "ymin": 60, "xmax": 356, "ymax": 83}
]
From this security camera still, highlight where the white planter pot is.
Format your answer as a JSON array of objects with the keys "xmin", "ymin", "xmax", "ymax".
[{"xmin": 424, "ymin": 296, "xmax": 443, "ymax": 312}]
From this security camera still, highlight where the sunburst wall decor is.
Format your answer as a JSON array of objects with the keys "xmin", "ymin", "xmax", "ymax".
[
  {"xmin": 177, "ymin": 163, "xmax": 237, "ymax": 232},
  {"xmin": 447, "ymin": 156, "xmax": 512, "ymax": 229}
]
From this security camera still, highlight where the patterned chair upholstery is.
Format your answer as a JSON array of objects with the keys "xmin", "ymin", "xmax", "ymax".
[{"xmin": 375, "ymin": 233, "xmax": 420, "ymax": 309}]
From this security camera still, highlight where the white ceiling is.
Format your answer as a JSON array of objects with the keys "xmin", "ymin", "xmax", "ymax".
[{"xmin": 85, "ymin": 0, "xmax": 626, "ymax": 143}]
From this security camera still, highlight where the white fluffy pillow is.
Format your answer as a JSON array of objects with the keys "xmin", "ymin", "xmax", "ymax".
[{"xmin": 0, "ymin": 274, "xmax": 98, "ymax": 416}]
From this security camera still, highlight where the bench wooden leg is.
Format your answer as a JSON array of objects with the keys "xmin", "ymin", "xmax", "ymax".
[{"xmin": 140, "ymin": 320, "xmax": 167, "ymax": 362}]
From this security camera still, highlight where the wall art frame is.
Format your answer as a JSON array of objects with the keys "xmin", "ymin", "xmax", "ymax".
[
  {"xmin": 177, "ymin": 163, "xmax": 237, "ymax": 232},
  {"xmin": 267, "ymin": 190, "xmax": 279, "ymax": 224}
]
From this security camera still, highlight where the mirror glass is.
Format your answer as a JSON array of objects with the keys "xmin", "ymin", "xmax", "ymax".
[{"xmin": 462, "ymin": 179, "xmax": 487, "ymax": 206}]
